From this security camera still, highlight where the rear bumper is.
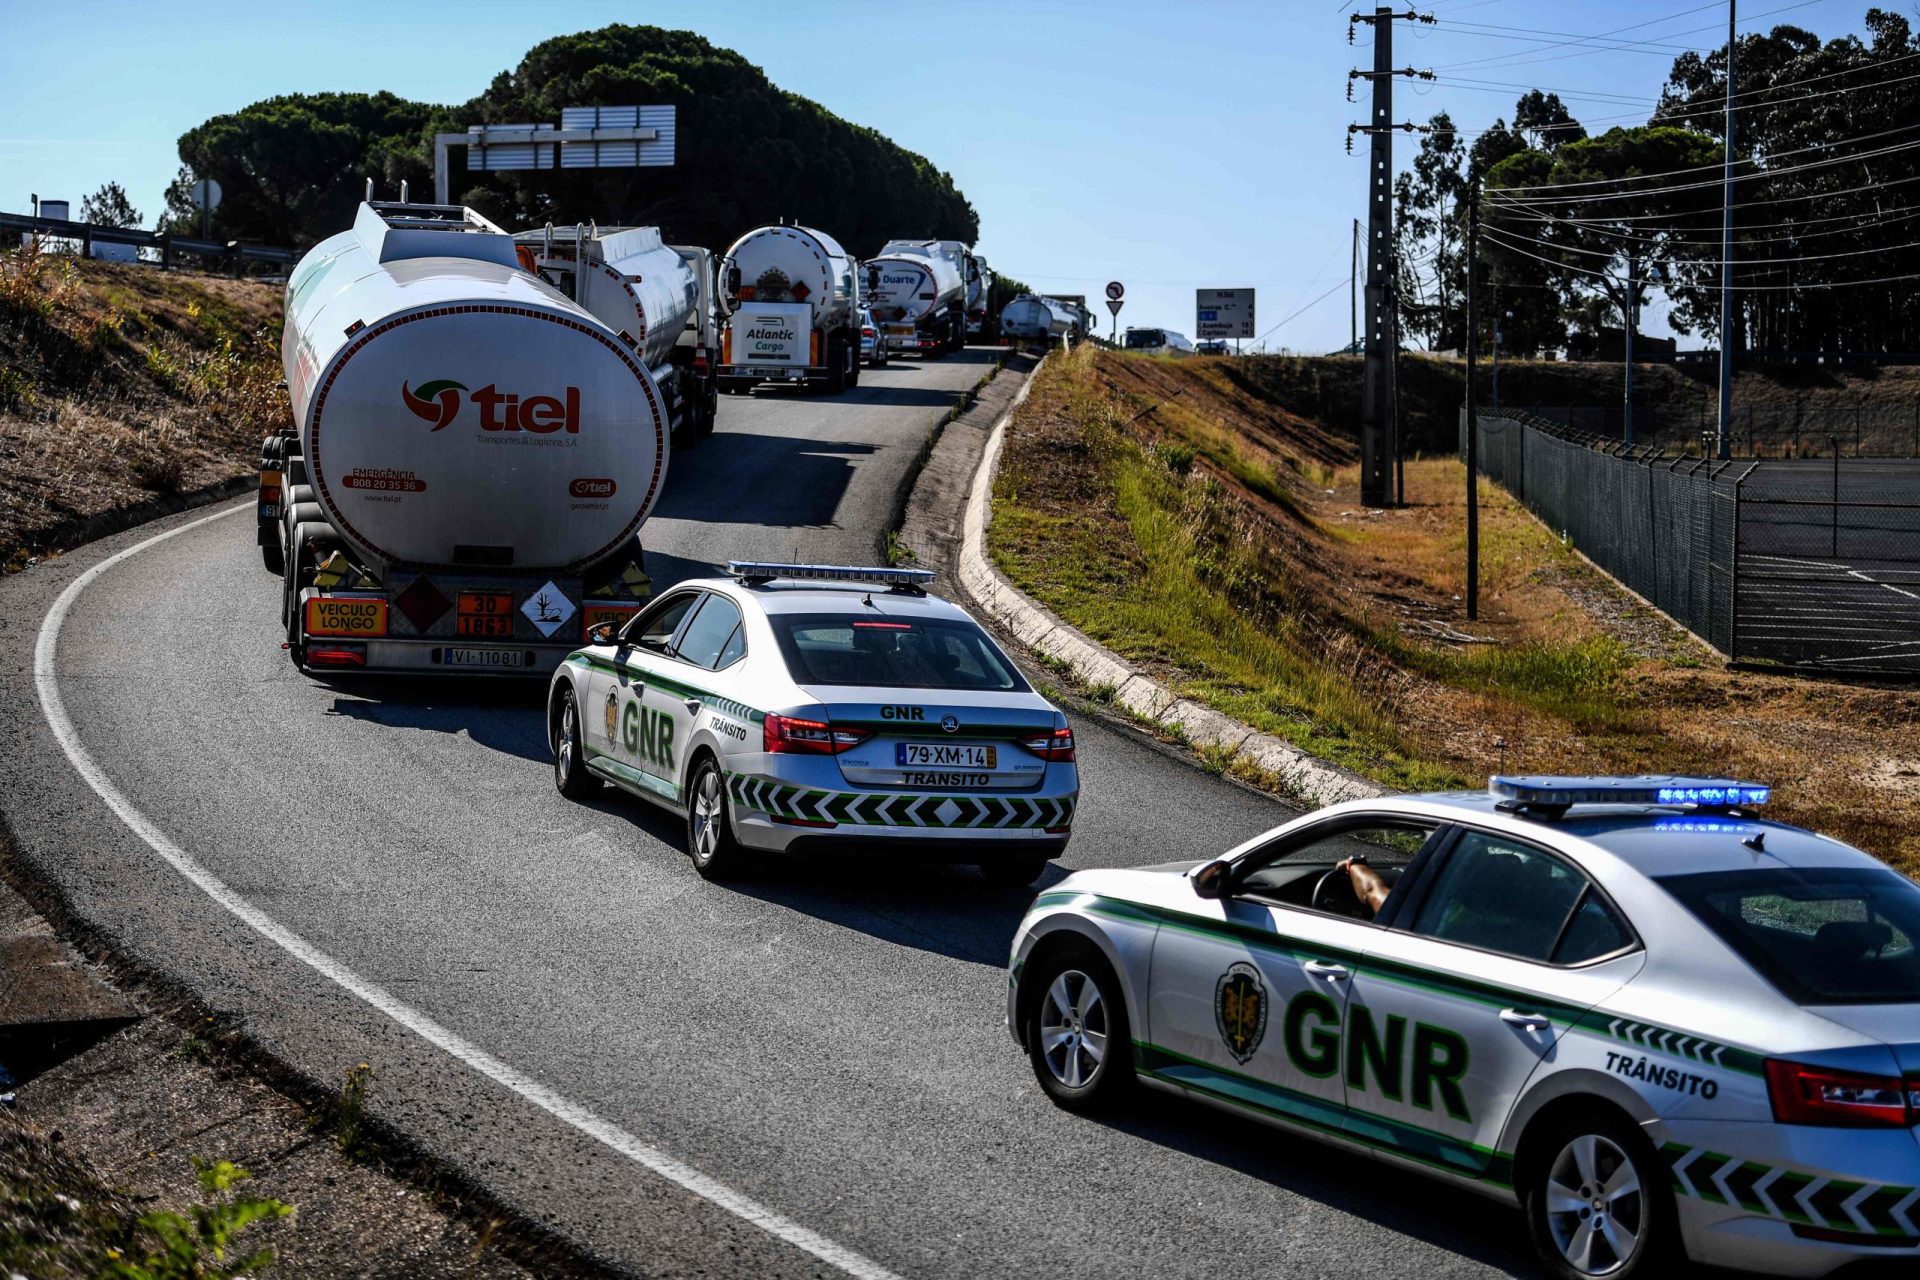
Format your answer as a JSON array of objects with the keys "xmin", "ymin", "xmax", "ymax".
[
  {"xmin": 725, "ymin": 768, "xmax": 1078, "ymax": 856},
  {"xmin": 1662, "ymin": 1121, "xmax": 1920, "ymax": 1275},
  {"xmin": 300, "ymin": 637, "xmax": 575, "ymax": 676},
  {"xmin": 719, "ymin": 364, "xmax": 825, "ymax": 384}
]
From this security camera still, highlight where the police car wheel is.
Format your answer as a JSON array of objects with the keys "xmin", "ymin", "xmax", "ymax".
[
  {"xmin": 1026, "ymin": 946, "xmax": 1132, "ymax": 1110},
  {"xmin": 686, "ymin": 757, "xmax": 750, "ymax": 880},
  {"xmin": 1524, "ymin": 1113, "xmax": 1673, "ymax": 1279},
  {"xmin": 552, "ymin": 688, "xmax": 600, "ymax": 799}
]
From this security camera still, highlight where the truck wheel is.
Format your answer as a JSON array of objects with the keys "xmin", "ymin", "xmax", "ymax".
[
  {"xmin": 825, "ymin": 337, "xmax": 848, "ymax": 395},
  {"xmin": 552, "ymin": 688, "xmax": 601, "ymax": 799},
  {"xmin": 686, "ymin": 756, "xmax": 751, "ymax": 880}
]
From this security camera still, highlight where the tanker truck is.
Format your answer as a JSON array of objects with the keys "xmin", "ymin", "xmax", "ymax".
[
  {"xmin": 965, "ymin": 252, "xmax": 994, "ymax": 341},
  {"xmin": 715, "ymin": 220, "xmax": 861, "ymax": 395},
  {"xmin": 257, "ymin": 198, "xmax": 666, "ymax": 675},
  {"xmin": 511, "ymin": 223, "xmax": 718, "ymax": 451},
  {"xmin": 864, "ymin": 239, "xmax": 968, "ymax": 357},
  {"xmin": 998, "ymin": 294, "xmax": 1073, "ymax": 344}
]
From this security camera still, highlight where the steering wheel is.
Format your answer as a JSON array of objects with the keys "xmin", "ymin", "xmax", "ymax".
[{"xmin": 1311, "ymin": 866, "xmax": 1358, "ymax": 915}]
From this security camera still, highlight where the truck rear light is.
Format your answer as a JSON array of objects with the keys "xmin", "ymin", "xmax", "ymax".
[
  {"xmin": 1020, "ymin": 728, "xmax": 1076, "ymax": 762},
  {"xmin": 306, "ymin": 644, "xmax": 367, "ymax": 668},
  {"xmin": 862, "ymin": 327, "xmax": 876, "ymax": 338},
  {"xmin": 1766, "ymin": 1059, "xmax": 1917, "ymax": 1128},
  {"xmin": 736, "ymin": 286, "xmax": 756, "ymax": 301},
  {"xmin": 693, "ymin": 348, "xmax": 710, "ymax": 376},
  {"xmin": 764, "ymin": 714, "xmax": 871, "ymax": 755},
  {"xmin": 1046, "ymin": 825, "xmax": 1073, "ymax": 835}
]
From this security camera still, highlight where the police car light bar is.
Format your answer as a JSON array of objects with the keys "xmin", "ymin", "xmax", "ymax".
[
  {"xmin": 1490, "ymin": 775, "xmax": 1771, "ymax": 812},
  {"xmin": 726, "ymin": 561, "xmax": 937, "ymax": 588}
]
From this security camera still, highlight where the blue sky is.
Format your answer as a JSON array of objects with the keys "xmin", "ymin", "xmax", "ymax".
[{"xmin": 0, "ymin": 0, "xmax": 1876, "ymax": 351}]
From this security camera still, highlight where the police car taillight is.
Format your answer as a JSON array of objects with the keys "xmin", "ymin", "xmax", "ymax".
[
  {"xmin": 1766, "ymin": 1059, "xmax": 1918, "ymax": 1128},
  {"xmin": 1020, "ymin": 728, "xmax": 1075, "ymax": 762},
  {"xmin": 764, "ymin": 714, "xmax": 870, "ymax": 755}
]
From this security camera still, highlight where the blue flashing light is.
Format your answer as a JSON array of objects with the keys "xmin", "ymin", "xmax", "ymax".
[
  {"xmin": 1489, "ymin": 775, "xmax": 1771, "ymax": 810},
  {"xmin": 1651, "ymin": 818, "xmax": 1757, "ymax": 834}
]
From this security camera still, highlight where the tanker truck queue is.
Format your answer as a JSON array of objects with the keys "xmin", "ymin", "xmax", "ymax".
[{"xmin": 259, "ymin": 192, "xmax": 1002, "ymax": 677}]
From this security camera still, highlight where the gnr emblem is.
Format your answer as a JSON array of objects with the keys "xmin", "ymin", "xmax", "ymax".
[{"xmin": 1215, "ymin": 962, "xmax": 1268, "ymax": 1064}]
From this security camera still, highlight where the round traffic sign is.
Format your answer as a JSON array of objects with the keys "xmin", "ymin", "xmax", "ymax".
[
  {"xmin": 190, "ymin": 178, "xmax": 223, "ymax": 212},
  {"xmin": 1105, "ymin": 280, "xmax": 1124, "ymax": 301}
]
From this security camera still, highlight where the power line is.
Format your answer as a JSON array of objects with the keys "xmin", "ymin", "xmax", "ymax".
[
  {"xmin": 1481, "ymin": 135, "xmax": 1920, "ymax": 205},
  {"xmin": 1478, "ymin": 223, "xmax": 1920, "ymax": 288},
  {"xmin": 1429, "ymin": 0, "xmax": 1818, "ymax": 74},
  {"xmin": 1481, "ymin": 219, "xmax": 1920, "ymax": 266},
  {"xmin": 1484, "ymin": 164, "xmax": 1920, "ymax": 221},
  {"xmin": 1487, "ymin": 187, "xmax": 1920, "ymax": 244},
  {"xmin": 1252, "ymin": 275, "xmax": 1356, "ymax": 347}
]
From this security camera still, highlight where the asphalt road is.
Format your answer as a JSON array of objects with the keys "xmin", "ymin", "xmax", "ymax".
[{"xmin": 0, "ymin": 346, "xmax": 1539, "ymax": 1278}]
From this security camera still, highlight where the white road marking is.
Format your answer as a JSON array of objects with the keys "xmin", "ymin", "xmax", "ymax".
[{"xmin": 33, "ymin": 501, "xmax": 901, "ymax": 1280}]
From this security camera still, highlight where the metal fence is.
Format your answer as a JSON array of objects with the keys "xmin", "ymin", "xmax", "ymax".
[
  {"xmin": 1514, "ymin": 403, "xmax": 1920, "ymax": 459},
  {"xmin": 1472, "ymin": 412, "xmax": 1920, "ymax": 674}
]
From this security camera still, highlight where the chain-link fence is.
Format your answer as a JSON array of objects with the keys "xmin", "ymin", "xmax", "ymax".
[{"xmin": 1471, "ymin": 412, "xmax": 1920, "ymax": 674}]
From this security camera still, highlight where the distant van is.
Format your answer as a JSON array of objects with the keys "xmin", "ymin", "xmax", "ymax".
[
  {"xmin": 1123, "ymin": 327, "xmax": 1196, "ymax": 356},
  {"xmin": 1196, "ymin": 339, "xmax": 1231, "ymax": 355}
]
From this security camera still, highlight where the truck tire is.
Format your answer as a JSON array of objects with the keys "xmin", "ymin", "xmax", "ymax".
[
  {"xmin": 825, "ymin": 336, "xmax": 848, "ymax": 395},
  {"xmin": 262, "ymin": 541, "xmax": 285, "ymax": 576}
]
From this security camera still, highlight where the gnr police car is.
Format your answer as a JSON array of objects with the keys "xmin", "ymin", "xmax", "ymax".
[
  {"xmin": 1007, "ymin": 776, "xmax": 1920, "ymax": 1278},
  {"xmin": 548, "ymin": 563, "xmax": 1078, "ymax": 883}
]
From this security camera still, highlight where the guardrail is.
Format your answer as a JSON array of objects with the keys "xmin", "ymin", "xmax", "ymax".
[{"xmin": 1, "ymin": 211, "xmax": 298, "ymax": 272}]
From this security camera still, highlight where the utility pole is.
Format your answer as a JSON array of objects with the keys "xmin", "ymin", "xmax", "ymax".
[
  {"xmin": 1464, "ymin": 182, "xmax": 1481, "ymax": 622},
  {"xmin": 1348, "ymin": 7, "xmax": 1434, "ymax": 507},
  {"xmin": 1715, "ymin": 0, "xmax": 1737, "ymax": 460},
  {"xmin": 1351, "ymin": 218, "xmax": 1360, "ymax": 353},
  {"xmin": 1491, "ymin": 297, "xmax": 1502, "ymax": 411},
  {"xmin": 1623, "ymin": 250, "xmax": 1639, "ymax": 447}
]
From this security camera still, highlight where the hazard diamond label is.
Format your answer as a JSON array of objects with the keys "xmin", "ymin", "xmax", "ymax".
[{"xmin": 520, "ymin": 582, "xmax": 576, "ymax": 638}]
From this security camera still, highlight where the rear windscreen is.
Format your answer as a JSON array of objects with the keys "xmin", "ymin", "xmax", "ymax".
[
  {"xmin": 1656, "ymin": 865, "xmax": 1920, "ymax": 1005},
  {"xmin": 769, "ymin": 614, "xmax": 1028, "ymax": 692}
]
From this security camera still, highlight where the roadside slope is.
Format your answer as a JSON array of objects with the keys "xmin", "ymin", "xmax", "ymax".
[
  {"xmin": 989, "ymin": 346, "xmax": 1920, "ymax": 871},
  {"xmin": 0, "ymin": 252, "xmax": 285, "ymax": 570}
]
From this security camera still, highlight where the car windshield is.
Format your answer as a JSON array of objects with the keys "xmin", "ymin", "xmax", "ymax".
[
  {"xmin": 1656, "ymin": 865, "xmax": 1920, "ymax": 1005},
  {"xmin": 769, "ymin": 613, "xmax": 1029, "ymax": 691},
  {"xmin": 1125, "ymin": 329, "xmax": 1165, "ymax": 349}
]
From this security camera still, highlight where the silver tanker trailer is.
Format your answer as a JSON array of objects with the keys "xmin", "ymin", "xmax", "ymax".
[
  {"xmin": 864, "ymin": 238, "xmax": 969, "ymax": 356},
  {"xmin": 512, "ymin": 223, "xmax": 719, "ymax": 451},
  {"xmin": 965, "ymin": 252, "xmax": 994, "ymax": 340},
  {"xmin": 998, "ymin": 294, "xmax": 1073, "ymax": 343},
  {"xmin": 257, "ymin": 197, "xmax": 667, "ymax": 675},
  {"xmin": 714, "ymin": 220, "xmax": 861, "ymax": 394}
]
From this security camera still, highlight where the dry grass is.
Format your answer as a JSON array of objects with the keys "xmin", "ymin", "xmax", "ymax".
[
  {"xmin": 993, "ymin": 347, "xmax": 1920, "ymax": 872},
  {"xmin": 0, "ymin": 246, "xmax": 288, "ymax": 570}
]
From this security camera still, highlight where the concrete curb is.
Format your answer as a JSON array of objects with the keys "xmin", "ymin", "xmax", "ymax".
[{"xmin": 956, "ymin": 354, "xmax": 1386, "ymax": 809}]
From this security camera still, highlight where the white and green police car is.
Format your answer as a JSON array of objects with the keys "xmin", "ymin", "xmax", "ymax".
[
  {"xmin": 547, "ymin": 563, "xmax": 1078, "ymax": 882},
  {"xmin": 1007, "ymin": 776, "xmax": 1920, "ymax": 1279}
]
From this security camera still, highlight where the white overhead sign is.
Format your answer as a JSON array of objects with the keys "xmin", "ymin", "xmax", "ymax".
[{"xmin": 1196, "ymin": 288, "xmax": 1255, "ymax": 339}]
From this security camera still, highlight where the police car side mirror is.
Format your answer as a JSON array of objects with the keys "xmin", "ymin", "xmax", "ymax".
[
  {"xmin": 588, "ymin": 621, "xmax": 618, "ymax": 646},
  {"xmin": 1191, "ymin": 859, "xmax": 1232, "ymax": 900}
]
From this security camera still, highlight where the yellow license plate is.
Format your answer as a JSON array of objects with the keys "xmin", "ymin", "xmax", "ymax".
[{"xmin": 306, "ymin": 597, "xmax": 387, "ymax": 637}]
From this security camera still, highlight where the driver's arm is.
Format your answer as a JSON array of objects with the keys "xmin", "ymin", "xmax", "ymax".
[{"xmin": 1335, "ymin": 856, "xmax": 1391, "ymax": 916}]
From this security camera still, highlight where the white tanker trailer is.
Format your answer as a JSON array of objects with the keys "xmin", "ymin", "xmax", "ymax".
[
  {"xmin": 257, "ymin": 198, "xmax": 666, "ymax": 675},
  {"xmin": 512, "ymin": 224, "xmax": 718, "ymax": 450},
  {"xmin": 998, "ymin": 294, "xmax": 1073, "ymax": 343},
  {"xmin": 965, "ymin": 252, "xmax": 994, "ymax": 340},
  {"xmin": 715, "ymin": 221, "xmax": 861, "ymax": 395},
  {"xmin": 865, "ymin": 238, "xmax": 968, "ymax": 356}
]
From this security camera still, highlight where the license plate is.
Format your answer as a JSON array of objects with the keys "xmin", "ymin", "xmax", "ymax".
[
  {"xmin": 896, "ymin": 742, "xmax": 995, "ymax": 768},
  {"xmin": 443, "ymin": 647, "xmax": 528, "ymax": 668}
]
